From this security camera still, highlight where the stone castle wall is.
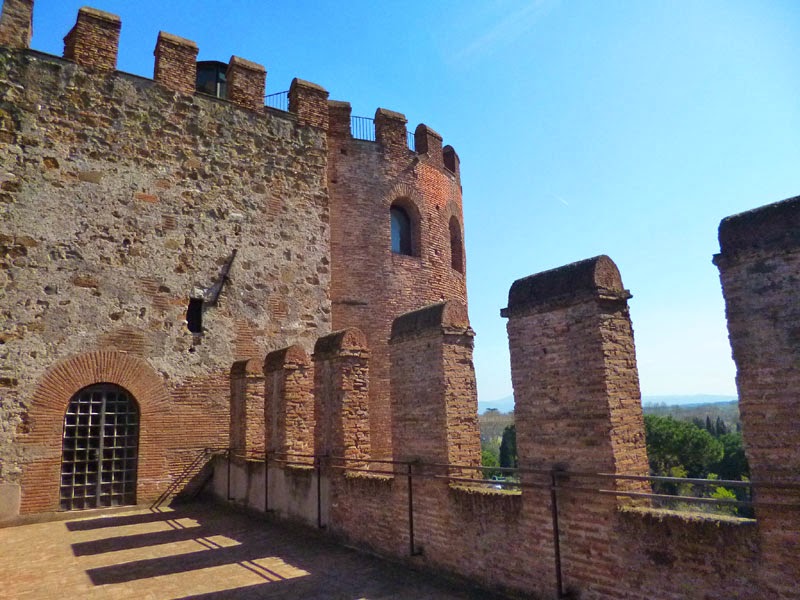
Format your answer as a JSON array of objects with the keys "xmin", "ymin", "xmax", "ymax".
[
  {"xmin": 0, "ymin": 1, "xmax": 330, "ymax": 512},
  {"xmin": 0, "ymin": 0, "xmax": 468, "ymax": 514}
]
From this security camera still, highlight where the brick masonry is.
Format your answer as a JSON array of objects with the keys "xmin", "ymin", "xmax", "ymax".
[
  {"xmin": 327, "ymin": 104, "xmax": 467, "ymax": 460},
  {"xmin": 2, "ymin": 3, "xmax": 800, "ymax": 599},
  {"xmin": 229, "ymin": 357, "xmax": 265, "ymax": 457},
  {"xmin": 715, "ymin": 195, "xmax": 800, "ymax": 598},
  {"xmin": 389, "ymin": 301, "xmax": 480, "ymax": 472},
  {"xmin": 218, "ymin": 244, "xmax": 798, "ymax": 599},
  {"xmin": 264, "ymin": 345, "xmax": 314, "ymax": 462},
  {"xmin": 313, "ymin": 328, "xmax": 370, "ymax": 463},
  {"xmin": 153, "ymin": 31, "xmax": 198, "ymax": 96}
]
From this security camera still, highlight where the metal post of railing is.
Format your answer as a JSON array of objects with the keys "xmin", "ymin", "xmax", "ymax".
[
  {"xmin": 408, "ymin": 462, "xmax": 415, "ymax": 555},
  {"xmin": 264, "ymin": 450, "xmax": 270, "ymax": 513},
  {"xmin": 226, "ymin": 448, "xmax": 232, "ymax": 501},
  {"xmin": 316, "ymin": 454, "xmax": 325, "ymax": 529},
  {"xmin": 551, "ymin": 469, "xmax": 565, "ymax": 599}
]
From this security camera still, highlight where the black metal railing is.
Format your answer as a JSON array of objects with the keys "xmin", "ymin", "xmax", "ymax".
[
  {"xmin": 407, "ymin": 130, "xmax": 416, "ymax": 152},
  {"xmin": 218, "ymin": 449, "xmax": 800, "ymax": 600},
  {"xmin": 265, "ymin": 90, "xmax": 289, "ymax": 112},
  {"xmin": 349, "ymin": 116, "xmax": 416, "ymax": 151},
  {"xmin": 350, "ymin": 116, "xmax": 375, "ymax": 141}
]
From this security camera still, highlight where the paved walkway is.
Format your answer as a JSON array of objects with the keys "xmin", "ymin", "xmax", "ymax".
[{"xmin": 0, "ymin": 502, "xmax": 501, "ymax": 599}]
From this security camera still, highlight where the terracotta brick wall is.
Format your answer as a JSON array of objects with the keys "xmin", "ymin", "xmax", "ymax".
[
  {"xmin": 63, "ymin": 7, "xmax": 121, "ymax": 71},
  {"xmin": 715, "ymin": 195, "xmax": 800, "ymax": 598},
  {"xmin": 389, "ymin": 301, "xmax": 480, "ymax": 471},
  {"xmin": 153, "ymin": 31, "xmax": 198, "ymax": 96},
  {"xmin": 230, "ymin": 358, "xmax": 265, "ymax": 456},
  {"xmin": 289, "ymin": 78, "xmax": 329, "ymax": 129},
  {"xmin": 226, "ymin": 56, "xmax": 266, "ymax": 112},
  {"xmin": 503, "ymin": 255, "xmax": 649, "ymax": 481},
  {"xmin": 313, "ymin": 329, "xmax": 370, "ymax": 463},
  {"xmin": 327, "ymin": 103, "xmax": 467, "ymax": 459},
  {"xmin": 264, "ymin": 345, "xmax": 314, "ymax": 462}
]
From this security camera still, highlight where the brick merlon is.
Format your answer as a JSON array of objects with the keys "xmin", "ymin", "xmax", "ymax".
[
  {"xmin": 501, "ymin": 255, "xmax": 629, "ymax": 318},
  {"xmin": 716, "ymin": 195, "xmax": 800, "ymax": 259},
  {"xmin": 231, "ymin": 357, "xmax": 264, "ymax": 377},
  {"xmin": 76, "ymin": 6, "xmax": 121, "ymax": 27},
  {"xmin": 228, "ymin": 55, "xmax": 265, "ymax": 73},
  {"xmin": 390, "ymin": 300, "xmax": 471, "ymax": 340},
  {"xmin": 156, "ymin": 31, "xmax": 198, "ymax": 50},
  {"xmin": 264, "ymin": 344, "xmax": 310, "ymax": 373},
  {"xmin": 314, "ymin": 328, "xmax": 368, "ymax": 359},
  {"xmin": 375, "ymin": 108, "xmax": 407, "ymax": 123},
  {"xmin": 291, "ymin": 78, "xmax": 328, "ymax": 94}
]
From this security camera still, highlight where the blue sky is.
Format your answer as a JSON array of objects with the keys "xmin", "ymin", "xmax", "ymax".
[{"xmin": 29, "ymin": 0, "xmax": 800, "ymax": 401}]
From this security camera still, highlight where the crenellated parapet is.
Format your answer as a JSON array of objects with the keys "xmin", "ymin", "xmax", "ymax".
[
  {"xmin": 0, "ymin": 0, "xmax": 32, "ymax": 49},
  {"xmin": 714, "ymin": 196, "xmax": 800, "ymax": 598},
  {"xmin": 153, "ymin": 32, "xmax": 198, "ymax": 96},
  {"xmin": 229, "ymin": 358, "xmax": 266, "ymax": 457},
  {"xmin": 263, "ymin": 345, "xmax": 315, "ymax": 462},
  {"xmin": 63, "ymin": 6, "xmax": 120, "ymax": 71},
  {"xmin": 502, "ymin": 256, "xmax": 650, "ymax": 482},
  {"xmin": 313, "ymin": 329, "xmax": 371, "ymax": 464},
  {"xmin": 389, "ymin": 301, "xmax": 480, "ymax": 472}
]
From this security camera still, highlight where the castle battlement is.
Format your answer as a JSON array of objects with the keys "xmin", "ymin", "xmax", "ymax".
[{"xmin": 0, "ymin": 0, "xmax": 460, "ymax": 174}]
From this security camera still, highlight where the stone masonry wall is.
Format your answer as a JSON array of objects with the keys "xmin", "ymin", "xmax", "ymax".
[
  {"xmin": 327, "ymin": 103, "xmax": 466, "ymax": 459},
  {"xmin": 0, "ymin": 35, "xmax": 330, "ymax": 511}
]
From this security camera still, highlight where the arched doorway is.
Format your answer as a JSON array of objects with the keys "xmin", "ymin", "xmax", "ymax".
[{"xmin": 59, "ymin": 384, "xmax": 139, "ymax": 510}]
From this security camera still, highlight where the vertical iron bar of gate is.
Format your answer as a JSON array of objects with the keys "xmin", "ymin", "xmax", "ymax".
[
  {"xmin": 407, "ymin": 461, "xmax": 416, "ymax": 556},
  {"xmin": 550, "ymin": 469, "xmax": 564, "ymax": 599}
]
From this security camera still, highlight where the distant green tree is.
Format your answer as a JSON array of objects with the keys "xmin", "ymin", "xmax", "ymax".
[
  {"xmin": 710, "ymin": 432, "xmax": 750, "ymax": 481},
  {"xmin": 481, "ymin": 448, "xmax": 501, "ymax": 479},
  {"xmin": 644, "ymin": 415, "xmax": 724, "ymax": 478},
  {"xmin": 715, "ymin": 416, "xmax": 728, "ymax": 437},
  {"xmin": 705, "ymin": 415, "xmax": 713, "ymax": 434},
  {"xmin": 499, "ymin": 424, "xmax": 517, "ymax": 469}
]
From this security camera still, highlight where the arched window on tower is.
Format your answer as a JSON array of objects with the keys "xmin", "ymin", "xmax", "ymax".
[
  {"xmin": 391, "ymin": 204, "xmax": 413, "ymax": 256},
  {"xmin": 449, "ymin": 216, "xmax": 464, "ymax": 273}
]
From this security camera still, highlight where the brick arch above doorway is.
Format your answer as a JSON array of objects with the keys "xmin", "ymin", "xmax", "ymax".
[{"xmin": 20, "ymin": 351, "xmax": 171, "ymax": 514}]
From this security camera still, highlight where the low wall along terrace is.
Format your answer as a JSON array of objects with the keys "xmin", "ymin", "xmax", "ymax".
[{"xmin": 221, "ymin": 199, "xmax": 800, "ymax": 599}]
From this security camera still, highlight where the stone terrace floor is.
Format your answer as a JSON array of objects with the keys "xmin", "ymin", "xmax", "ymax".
[{"xmin": 0, "ymin": 502, "xmax": 505, "ymax": 600}]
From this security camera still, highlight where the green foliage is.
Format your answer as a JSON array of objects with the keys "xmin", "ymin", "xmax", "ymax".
[
  {"xmin": 644, "ymin": 414, "xmax": 723, "ymax": 478},
  {"xmin": 499, "ymin": 424, "xmax": 517, "ymax": 469},
  {"xmin": 710, "ymin": 432, "xmax": 750, "ymax": 481},
  {"xmin": 481, "ymin": 447, "xmax": 502, "ymax": 479}
]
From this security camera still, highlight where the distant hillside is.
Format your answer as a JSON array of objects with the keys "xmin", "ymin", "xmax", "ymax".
[
  {"xmin": 479, "ymin": 394, "xmax": 738, "ymax": 415},
  {"xmin": 478, "ymin": 396, "xmax": 514, "ymax": 414},
  {"xmin": 643, "ymin": 400, "xmax": 740, "ymax": 430},
  {"xmin": 642, "ymin": 394, "xmax": 737, "ymax": 407}
]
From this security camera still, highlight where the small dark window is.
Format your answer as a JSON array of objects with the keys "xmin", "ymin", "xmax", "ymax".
[
  {"xmin": 187, "ymin": 298, "xmax": 203, "ymax": 333},
  {"xmin": 449, "ymin": 217, "xmax": 464, "ymax": 273},
  {"xmin": 391, "ymin": 205, "xmax": 413, "ymax": 255}
]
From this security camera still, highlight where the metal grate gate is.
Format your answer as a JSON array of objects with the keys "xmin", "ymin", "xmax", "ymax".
[{"xmin": 60, "ymin": 384, "xmax": 139, "ymax": 510}]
